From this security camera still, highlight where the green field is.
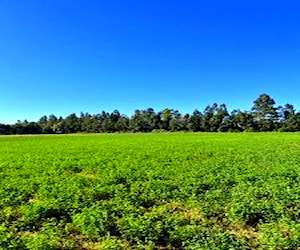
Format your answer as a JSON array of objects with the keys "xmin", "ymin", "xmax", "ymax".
[{"xmin": 1, "ymin": 133, "xmax": 300, "ymax": 249}]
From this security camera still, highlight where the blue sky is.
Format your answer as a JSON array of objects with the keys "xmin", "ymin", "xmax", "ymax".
[{"xmin": 1, "ymin": 0, "xmax": 300, "ymax": 123}]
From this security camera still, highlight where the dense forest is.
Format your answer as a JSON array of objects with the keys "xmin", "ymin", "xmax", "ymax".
[{"xmin": 1, "ymin": 94, "xmax": 300, "ymax": 135}]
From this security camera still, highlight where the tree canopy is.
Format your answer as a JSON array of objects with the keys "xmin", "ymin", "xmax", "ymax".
[{"xmin": 1, "ymin": 94, "xmax": 300, "ymax": 134}]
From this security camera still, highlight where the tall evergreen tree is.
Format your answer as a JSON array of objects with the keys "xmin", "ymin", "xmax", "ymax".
[{"xmin": 251, "ymin": 94, "xmax": 278, "ymax": 131}]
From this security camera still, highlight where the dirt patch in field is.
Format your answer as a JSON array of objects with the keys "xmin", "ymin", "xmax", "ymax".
[{"xmin": 76, "ymin": 172, "xmax": 99, "ymax": 179}]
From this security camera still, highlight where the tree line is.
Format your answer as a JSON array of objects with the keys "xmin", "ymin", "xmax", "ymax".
[{"xmin": 1, "ymin": 94, "xmax": 300, "ymax": 135}]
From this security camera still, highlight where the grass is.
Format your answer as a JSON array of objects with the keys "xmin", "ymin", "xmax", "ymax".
[{"xmin": 0, "ymin": 133, "xmax": 300, "ymax": 249}]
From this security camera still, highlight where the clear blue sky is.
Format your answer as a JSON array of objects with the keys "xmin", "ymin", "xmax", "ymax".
[{"xmin": 1, "ymin": 0, "xmax": 300, "ymax": 124}]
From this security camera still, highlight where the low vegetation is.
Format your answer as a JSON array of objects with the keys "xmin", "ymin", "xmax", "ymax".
[{"xmin": 1, "ymin": 133, "xmax": 300, "ymax": 249}]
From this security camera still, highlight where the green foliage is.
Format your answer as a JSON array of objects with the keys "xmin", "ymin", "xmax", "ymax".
[
  {"xmin": 0, "ymin": 133, "xmax": 300, "ymax": 249},
  {"xmin": 73, "ymin": 205, "xmax": 112, "ymax": 238},
  {"xmin": 259, "ymin": 219, "xmax": 300, "ymax": 249},
  {"xmin": 2, "ymin": 93, "xmax": 300, "ymax": 134},
  {"xmin": 23, "ymin": 221, "xmax": 62, "ymax": 250}
]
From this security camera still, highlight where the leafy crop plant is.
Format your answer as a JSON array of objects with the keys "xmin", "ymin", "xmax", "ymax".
[{"xmin": 0, "ymin": 133, "xmax": 299, "ymax": 249}]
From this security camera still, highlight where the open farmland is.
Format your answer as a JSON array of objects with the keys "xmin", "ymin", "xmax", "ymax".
[{"xmin": 1, "ymin": 133, "xmax": 300, "ymax": 249}]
